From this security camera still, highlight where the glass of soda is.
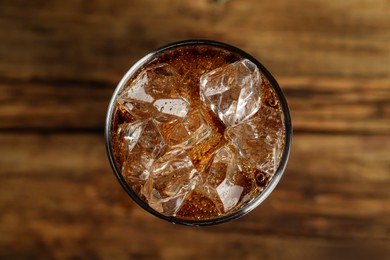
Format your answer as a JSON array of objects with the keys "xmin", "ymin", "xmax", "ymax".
[{"xmin": 105, "ymin": 40, "xmax": 292, "ymax": 226}]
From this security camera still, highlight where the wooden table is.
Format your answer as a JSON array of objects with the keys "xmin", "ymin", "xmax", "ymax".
[{"xmin": 1, "ymin": 1, "xmax": 389, "ymax": 259}]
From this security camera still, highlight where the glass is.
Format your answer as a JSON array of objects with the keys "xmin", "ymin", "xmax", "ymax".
[{"xmin": 105, "ymin": 40, "xmax": 292, "ymax": 226}]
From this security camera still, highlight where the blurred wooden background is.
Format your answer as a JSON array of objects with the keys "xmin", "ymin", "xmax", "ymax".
[{"xmin": 0, "ymin": 0, "xmax": 389, "ymax": 259}]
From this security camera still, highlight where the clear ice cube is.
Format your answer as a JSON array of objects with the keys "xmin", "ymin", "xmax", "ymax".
[
  {"xmin": 216, "ymin": 179, "xmax": 244, "ymax": 212},
  {"xmin": 225, "ymin": 107, "xmax": 283, "ymax": 176},
  {"xmin": 118, "ymin": 63, "xmax": 190, "ymax": 121},
  {"xmin": 200, "ymin": 59, "xmax": 262, "ymax": 126},
  {"xmin": 121, "ymin": 118, "xmax": 166, "ymax": 184},
  {"xmin": 166, "ymin": 109, "xmax": 214, "ymax": 149},
  {"xmin": 203, "ymin": 146, "xmax": 247, "ymax": 212},
  {"xmin": 142, "ymin": 149, "xmax": 201, "ymax": 216},
  {"xmin": 256, "ymin": 105, "xmax": 284, "ymax": 133}
]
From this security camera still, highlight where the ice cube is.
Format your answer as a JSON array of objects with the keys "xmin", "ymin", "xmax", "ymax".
[
  {"xmin": 121, "ymin": 118, "xmax": 166, "ymax": 184},
  {"xmin": 200, "ymin": 59, "xmax": 262, "ymax": 126},
  {"xmin": 216, "ymin": 179, "xmax": 244, "ymax": 212},
  {"xmin": 225, "ymin": 110, "xmax": 283, "ymax": 176},
  {"xmin": 166, "ymin": 109, "xmax": 214, "ymax": 149},
  {"xmin": 142, "ymin": 149, "xmax": 201, "ymax": 216},
  {"xmin": 118, "ymin": 63, "xmax": 190, "ymax": 121},
  {"xmin": 256, "ymin": 105, "xmax": 284, "ymax": 133},
  {"xmin": 203, "ymin": 146, "xmax": 255, "ymax": 212}
]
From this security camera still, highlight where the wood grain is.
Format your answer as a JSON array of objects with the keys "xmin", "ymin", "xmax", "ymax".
[
  {"xmin": 0, "ymin": 0, "xmax": 389, "ymax": 259},
  {"xmin": 0, "ymin": 0, "xmax": 389, "ymax": 82},
  {"xmin": 0, "ymin": 133, "xmax": 389, "ymax": 259}
]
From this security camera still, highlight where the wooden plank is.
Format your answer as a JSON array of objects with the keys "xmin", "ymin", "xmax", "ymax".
[
  {"xmin": 0, "ymin": 133, "xmax": 388, "ymax": 258},
  {"xmin": 0, "ymin": 77, "xmax": 389, "ymax": 134},
  {"xmin": 0, "ymin": 0, "xmax": 389, "ymax": 259},
  {"xmin": 0, "ymin": 0, "xmax": 389, "ymax": 82},
  {"xmin": 281, "ymin": 77, "xmax": 390, "ymax": 134},
  {"xmin": 0, "ymin": 79, "xmax": 113, "ymax": 130}
]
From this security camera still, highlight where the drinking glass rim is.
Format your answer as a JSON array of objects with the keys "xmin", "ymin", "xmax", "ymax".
[{"xmin": 105, "ymin": 40, "xmax": 292, "ymax": 226}]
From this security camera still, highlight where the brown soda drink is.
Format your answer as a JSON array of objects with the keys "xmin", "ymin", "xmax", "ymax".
[{"xmin": 105, "ymin": 40, "xmax": 292, "ymax": 225}]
